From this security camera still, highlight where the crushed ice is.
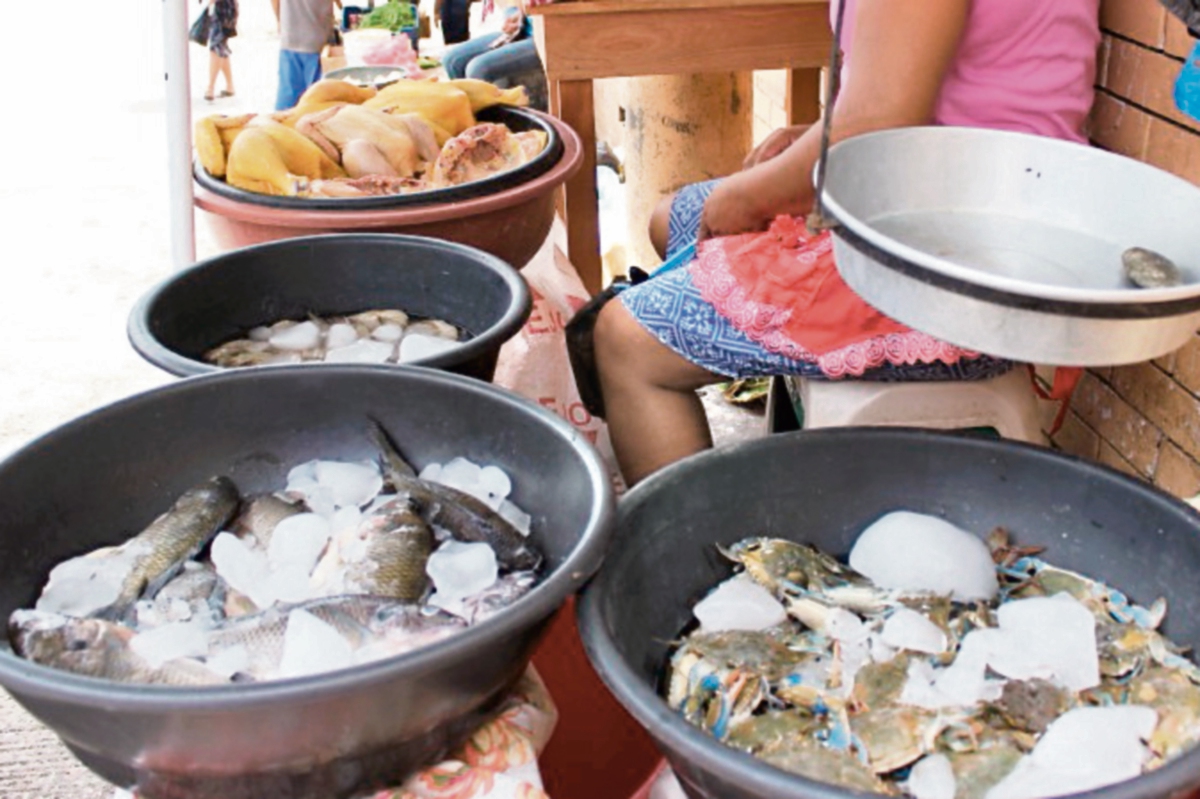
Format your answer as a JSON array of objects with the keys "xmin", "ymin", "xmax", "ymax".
[
  {"xmin": 693, "ymin": 574, "xmax": 787, "ymax": 633},
  {"xmin": 427, "ymin": 540, "xmax": 499, "ymax": 617}
]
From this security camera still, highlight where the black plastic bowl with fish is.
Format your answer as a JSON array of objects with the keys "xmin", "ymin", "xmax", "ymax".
[
  {"xmin": 578, "ymin": 429, "xmax": 1200, "ymax": 799},
  {"xmin": 0, "ymin": 365, "xmax": 614, "ymax": 799},
  {"xmin": 127, "ymin": 234, "xmax": 532, "ymax": 381}
]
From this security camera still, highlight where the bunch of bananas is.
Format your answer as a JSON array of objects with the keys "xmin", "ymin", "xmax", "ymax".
[{"xmin": 195, "ymin": 78, "xmax": 532, "ymax": 197}]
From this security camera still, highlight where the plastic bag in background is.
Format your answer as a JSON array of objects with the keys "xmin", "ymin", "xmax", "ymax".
[
  {"xmin": 362, "ymin": 35, "xmax": 423, "ymax": 78},
  {"xmin": 493, "ymin": 220, "xmax": 627, "ymax": 495},
  {"xmin": 1176, "ymin": 41, "xmax": 1200, "ymax": 124}
]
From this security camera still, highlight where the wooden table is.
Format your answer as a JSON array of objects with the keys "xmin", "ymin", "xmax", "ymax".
[{"xmin": 531, "ymin": 0, "xmax": 833, "ymax": 294}]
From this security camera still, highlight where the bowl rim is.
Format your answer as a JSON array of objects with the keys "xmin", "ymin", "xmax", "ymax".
[
  {"xmin": 0, "ymin": 364, "xmax": 616, "ymax": 709},
  {"xmin": 577, "ymin": 427, "xmax": 1200, "ymax": 799},
  {"xmin": 194, "ymin": 105, "xmax": 564, "ymax": 212},
  {"xmin": 820, "ymin": 126, "xmax": 1200, "ymax": 309},
  {"xmin": 192, "ymin": 109, "xmax": 583, "ymax": 226},
  {"xmin": 125, "ymin": 232, "xmax": 533, "ymax": 378}
]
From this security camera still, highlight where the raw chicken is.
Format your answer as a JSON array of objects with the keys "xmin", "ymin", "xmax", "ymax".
[{"xmin": 430, "ymin": 124, "xmax": 533, "ymax": 188}]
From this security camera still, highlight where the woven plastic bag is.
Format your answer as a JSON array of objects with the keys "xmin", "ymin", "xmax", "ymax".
[{"xmin": 493, "ymin": 219, "xmax": 626, "ymax": 494}]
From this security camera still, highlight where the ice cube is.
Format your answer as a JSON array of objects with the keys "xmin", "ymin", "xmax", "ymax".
[
  {"xmin": 478, "ymin": 466, "xmax": 512, "ymax": 502},
  {"xmin": 418, "ymin": 462, "xmax": 443, "ymax": 482},
  {"xmin": 263, "ymin": 353, "xmax": 304, "ymax": 365},
  {"xmin": 985, "ymin": 705, "xmax": 1157, "ymax": 799},
  {"xmin": 269, "ymin": 320, "xmax": 322, "ymax": 351},
  {"xmin": 693, "ymin": 574, "xmax": 787, "ymax": 632},
  {"xmin": 900, "ymin": 631, "xmax": 1003, "ymax": 709},
  {"xmin": 909, "ymin": 754, "xmax": 956, "ymax": 799},
  {"xmin": 278, "ymin": 609, "xmax": 355, "ymax": 679},
  {"xmin": 848, "ymin": 511, "xmax": 998, "ymax": 602},
  {"xmin": 498, "ymin": 500, "xmax": 532, "ymax": 536},
  {"xmin": 130, "ymin": 621, "xmax": 208, "ymax": 669},
  {"xmin": 204, "ymin": 643, "xmax": 249, "ymax": 679},
  {"xmin": 268, "ymin": 513, "xmax": 331, "ymax": 574},
  {"xmin": 406, "ymin": 319, "xmax": 458, "ymax": 340},
  {"xmin": 35, "ymin": 548, "xmax": 140, "ymax": 616},
  {"xmin": 398, "ymin": 332, "xmax": 459, "ymax": 362},
  {"xmin": 371, "ymin": 323, "xmax": 405, "ymax": 342},
  {"xmin": 248, "ymin": 326, "xmax": 272, "ymax": 342},
  {"xmin": 435, "ymin": 457, "xmax": 484, "ymax": 497},
  {"xmin": 426, "ymin": 540, "xmax": 499, "ymax": 616},
  {"xmin": 323, "ymin": 339, "xmax": 396, "ymax": 364},
  {"xmin": 329, "ymin": 505, "xmax": 363, "ymax": 537},
  {"xmin": 981, "ymin": 593, "xmax": 1099, "ymax": 692},
  {"xmin": 286, "ymin": 460, "xmax": 320, "ymax": 494},
  {"xmin": 325, "ymin": 322, "xmax": 359, "ymax": 350},
  {"xmin": 265, "ymin": 563, "xmax": 317, "ymax": 604},
  {"xmin": 211, "ymin": 533, "xmax": 273, "ymax": 608},
  {"xmin": 881, "ymin": 607, "xmax": 947, "ymax": 654},
  {"xmin": 826, "ymin": 608, "xmax": 870, "ymax": 644},
  {"xmin": 314, "ymin": 460, "xmax": 384, "ymax": 509}
]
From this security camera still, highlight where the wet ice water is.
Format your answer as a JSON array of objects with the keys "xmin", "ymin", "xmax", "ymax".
[
  {"xmin": 849, "ymin": 511, "xmax": 998, "ymax": 601},
  {"xmin": 692, "ymin": 574, "xmax": 787, "ymax": 633},
  {"xmin": 323, "ymin": 339, "xmax": 395, "ymax": 364},
  {"xmin": 427, "ymin": 540, "xmax": 500, "ymax": 616},
  {"xmin": 985, "ymin": 705, "xmax": 1158, "ymax": 799},
  {"xmin": 269, "ymin": 321, "xmax": 322, "ymax": 351},
  {"xmin": 399, "ymin": 332, "xmax": 460, "ymax": 362},
  {"xmin": 881, "ymin": 607, "xmax": 947, "ymax": 654},
  {"xmin": 130, "ymin": 620, "xmax": 209, "ymax": 669},
  {"xmin": 278, "ymin": 609, "xmax": 354, "ymax": 679},
  {"xmin": 976, "ymin": 593, "xmax": 1099, "ymax": 691}
]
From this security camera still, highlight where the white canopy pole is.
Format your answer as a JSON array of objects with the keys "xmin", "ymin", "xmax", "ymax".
[{"xmin": 164, "ymin": 0, "xmax": 196, "ymax": 269}]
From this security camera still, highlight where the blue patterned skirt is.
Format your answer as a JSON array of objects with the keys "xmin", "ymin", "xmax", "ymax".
[{"xmin": 618, "ymin": 180, "xmax": 1013, "ymax": 381}]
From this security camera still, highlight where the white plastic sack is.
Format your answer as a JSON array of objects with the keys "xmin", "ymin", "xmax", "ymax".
[{"xmin": 493, "ymin": 218, "xmax": 626, "ymax": 494}]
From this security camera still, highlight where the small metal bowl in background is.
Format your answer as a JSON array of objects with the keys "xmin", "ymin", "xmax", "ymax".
[{"xmin": 820, "ymin": 127, "xmax": 1200, "ymax": 366}]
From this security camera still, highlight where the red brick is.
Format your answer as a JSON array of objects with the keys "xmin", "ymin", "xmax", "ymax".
[
  {"xmin": 1072, "ymin": 371, "xmax": 1162, "ymax": 475},
  {"xmin": 1165, "ymin": 12, "xmax": 1197, "ymax": 58},
  {"xmin": 1088, "ymin": 92, "xmax": 1151, "ymax": 158},
  {"xmin": 1154, "ymin": 442, "xmax": 1200, "ymax": 497},
  {"xmin": 1098, "ymin": 439, "xmax": 1144, "ymax": 479},
  {"xmin": 1144, "ymin": 118, "xmax": 1200, "ymax": 186},
  {"xmin": 1053, "ymin": 411, "xmax": 1102, "ymax": 462},
  {"xmin": 1170, "ymin": 334, "xmax": 1200, "ymax": 395},
  {"xmin": 1101, "ymin": 0, "xmax": 1167, "ymax": 48},
  {"xmin": 1105, "ymin": 38, "xmax": 1200, "ymax": 133},
  {"xmin": 1107, "ymin": 364, "xmax": 1200, "ymax": 460}
]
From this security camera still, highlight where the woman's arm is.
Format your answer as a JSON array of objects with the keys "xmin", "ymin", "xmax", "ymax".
[{"xmin": 700, "ymin": 0, "xmax": 970, "ymax": 239}]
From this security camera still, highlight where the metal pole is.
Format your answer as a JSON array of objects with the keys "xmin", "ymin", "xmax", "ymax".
[{"xmin": 164, "ymin": 0, "xmax": 197, "ymax": 269}]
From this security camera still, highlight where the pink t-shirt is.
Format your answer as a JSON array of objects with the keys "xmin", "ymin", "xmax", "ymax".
[{"xmin": 833, "ymin": 0, "xmax": 1101, "ymax": 143}]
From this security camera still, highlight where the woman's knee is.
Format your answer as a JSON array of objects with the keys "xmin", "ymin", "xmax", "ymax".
[{"xmin": 648, "ymin": 193, "xmax": 676, "ymax": 260}]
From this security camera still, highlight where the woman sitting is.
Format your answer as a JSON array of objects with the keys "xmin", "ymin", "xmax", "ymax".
[{"xmin": 591, "ymin": 0, "xmax": 1100, "ymax": 486}]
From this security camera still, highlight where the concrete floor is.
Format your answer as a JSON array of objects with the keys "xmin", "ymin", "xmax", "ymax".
[{"xmin": 0, "ymin": 3, "xmax": 764, "ymax": 795}]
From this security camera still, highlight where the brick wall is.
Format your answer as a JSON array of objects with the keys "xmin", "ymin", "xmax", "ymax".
[{"xmin": 1050, "ymin": 0, "xmax": 1200, "ymax": 498}]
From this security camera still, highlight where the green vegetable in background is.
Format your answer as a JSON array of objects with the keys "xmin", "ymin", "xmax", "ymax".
[{"xmin": 361, "ymin": 0, "xmax": 418, "ymax": 32}]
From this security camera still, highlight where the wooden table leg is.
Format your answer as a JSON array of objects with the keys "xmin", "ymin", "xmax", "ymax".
[
  {"xmin": 786, "ymin": 67, "xmax": 823, "ymax": 124},
  {"xmin": 556, "ymin": 79, "xmax": 603, "ymax": 296}
]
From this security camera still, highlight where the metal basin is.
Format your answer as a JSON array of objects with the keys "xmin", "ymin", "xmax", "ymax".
[
  {"xmin": 0, "ymin": 366, "xmax": 614, "ymax": 799},
  {"xmin": 126, "ymin": 234, "xmax": 531, "ymax": 381},
  {"xmin": 820, "ymin": 127, "xmax": 1200, "ymax": 365},
  {"xmin": 579, "ymin": 428, "xmax": 1200, "ymax": 799}
]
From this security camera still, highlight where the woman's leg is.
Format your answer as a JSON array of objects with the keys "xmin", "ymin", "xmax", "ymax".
[
  {"xmin": 440, "ymin": 0, "xmax": 472, "ymax": 44},
  {"xmin": 461, "ymin": 39, "xmax": 543, "ymax": 87},
  {"xmin": 594, "ymin": 301, "xmax": 722, "ymax": 485},
  {"xmin": 442, "ymin": 34, "xmax": 503, "ymax": 79},
  {"xmin": 206, "ymin": 50, "xmax": 221, "ymax": 98},
  {"xmin": 219, "ymin": 55, "xmax": 235, "ymax": 94}
]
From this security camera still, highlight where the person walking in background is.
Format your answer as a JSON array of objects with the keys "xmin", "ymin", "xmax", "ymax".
[
  {"xmin": 203, "ymin": 0, "xmax": 238, "ymax": 101},
  {"xmin": 271, "ymin": 0, "xmax": 340, "ymax": 110},
  {"xmin": 441, "ymin": 0, "xmax": 549, "ymax": 108},
  {"xmin": 435, "ymin": 0, "xmax": 472, "ymax": 45}
]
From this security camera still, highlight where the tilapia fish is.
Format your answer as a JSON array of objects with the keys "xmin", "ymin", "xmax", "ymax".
[
  {"xmin": 230, "ymin": 493, "xmax": 304, "ymax": 551},
  {"xmin": 205, "ymin": 595, "xmax": 465, "ymax": 681},
  {"xmin": 334, "ymin": 497, "xmax": 434, "ymax": 602},
  {"xmin": 35, "ymin": 477, "xmax": 240, "ymax": 621},
  {"xmin": 369, "ymin": 422, "xmax": 542, "ymax": 572},
  {"xmin": 8, "ymin": 610, "xmax": 225, "ymax": 686}
]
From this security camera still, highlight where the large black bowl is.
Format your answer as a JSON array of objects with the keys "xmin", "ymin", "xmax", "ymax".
[
  {"xmin": 0, "ymin": 366, "xmax": 614, "ymax": 799},
  {"xmin": 578, "ymin": 428, "xmax": 1200, "ymax": 799},
  {"xmin": 127, "ymin": 234, "xmax": 531, "ymax": 380}
]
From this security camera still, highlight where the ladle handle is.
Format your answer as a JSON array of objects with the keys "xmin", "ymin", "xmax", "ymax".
[{"xmin": 807, "ymin": 0, "xmax": 850, "ymax": 232}]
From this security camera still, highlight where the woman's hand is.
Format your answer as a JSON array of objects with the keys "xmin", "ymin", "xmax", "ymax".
[
  {"xmin": 742, "ymin": 124, "xmax": 811, "ymax": 169},
  {"xmin": 698, "ymin": 172, "xmax": 774, "ymax": 241},
  {"xmin": 501, "ymin": 9, "xmax": 525, "ymax": 35}
]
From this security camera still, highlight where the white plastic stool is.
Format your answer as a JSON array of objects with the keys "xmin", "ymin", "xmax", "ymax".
[{"xmin": 789, "ymin": 367, "xmax": 1045, "ymax": 444}]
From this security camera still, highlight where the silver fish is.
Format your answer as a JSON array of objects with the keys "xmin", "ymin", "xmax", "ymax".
[
  {"xmin": 338, "ymin": 497, "xmax": 434, "ymax": 602},
  {"xmin": 36, "ymin": 477, "xmax": 240, "ymax": 621},
  {"xmin": 8, "ymin": 610, "xmax": 224, "ymax": 686},
  {"xmin": 1123, "ymin": 246, "xmax": 1183, "ymax": 289},
  {"xmin": 457, "ymin": 570, "xmax": 538, "ymax": 625},
  {"xmin": 368, "ymin": 421, "xmax": 542, "ymax": 572}
]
